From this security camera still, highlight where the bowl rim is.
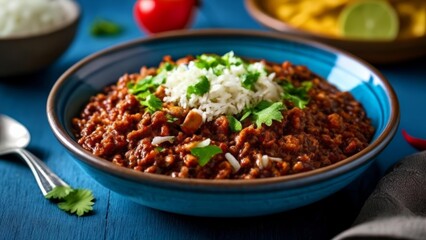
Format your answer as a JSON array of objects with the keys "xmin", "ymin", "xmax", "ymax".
[
  {"xmin": 0, "ymin": 0, "xmax": 80, "ymax": 40},
  {"xmin": 46, "ymin": 29, "xmax": 400, "ymax": 191},
  {"xmin": 245, "ymin": 0, "xmax": 426, "ymax": 44}
]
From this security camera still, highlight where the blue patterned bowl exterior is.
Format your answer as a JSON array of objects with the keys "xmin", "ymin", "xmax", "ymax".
[{"xmin": 47, "ymin": 30, "xmax": 399, "ymax": 217}]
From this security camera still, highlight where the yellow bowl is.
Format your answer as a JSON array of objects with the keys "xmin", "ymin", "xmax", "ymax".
[{"xmin": 245, "ymin": 0, "xmax": 426, "ymax": 64}]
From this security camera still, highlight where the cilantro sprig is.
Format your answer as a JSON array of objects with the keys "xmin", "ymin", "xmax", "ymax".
[
  {"xmin": 241, "ymin": 71, "xmax": 260, "ymax": 91},
  {"xmin": 141, "ymin": 94, "xmax": 163, "ymax": 113},
  {"xmin": 190, "ymin": 143, "xmax": 223, "ymax": 166},
  {"xmin": 128, "ymin": 64, "xmax": 175, "ymax": 113},
  {"xmin": 90, "ymin": 18, "xmax": 122, "ymax": 37},
  {"xmin": 187, "ymin": 76, "xmax": 210, "ymax": 98},
  {"xmin": 253, "ymin": 102, "xmax": 284, "ymax": 128},
  {"xmin": 193, "ymin": 52, "xmax": 264, "ymax": 90},
  {"xmin": 45, "ymin": 186, "xmax": 95, "ymax": 217},
  {"xmin": 240, "ymin": 100, "xmax": 285, "ymax": 128},
  {"xmin": 281, "ymin": 81, "xmax": 313, "ymax": 109},
  {"xmin": 226, "ymin": 115, "xmax": 242, "ymax": 132}
]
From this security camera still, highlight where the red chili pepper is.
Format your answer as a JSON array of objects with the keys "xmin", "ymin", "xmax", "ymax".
[{"xmin": 402, "ymin": 129, "xmax": 426, "ymax": 151}]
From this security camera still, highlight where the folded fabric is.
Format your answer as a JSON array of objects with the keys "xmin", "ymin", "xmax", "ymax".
[{"xmin": 333, "ymin": 151, "xmax": 426, "ymax": 240}]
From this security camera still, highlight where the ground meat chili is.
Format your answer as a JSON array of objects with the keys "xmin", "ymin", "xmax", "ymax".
[{"xmin": 72, "ymin": 53, "xmax": 375, "ymax": 179}]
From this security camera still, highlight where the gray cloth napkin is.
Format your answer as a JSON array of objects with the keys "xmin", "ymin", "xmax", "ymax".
[{"xmin": 333, "ymin": 151, "xmax": 426, "ymax": 240}]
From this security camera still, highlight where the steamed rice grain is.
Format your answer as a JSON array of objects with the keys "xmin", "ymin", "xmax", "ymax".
[
  {"xmin": 163, "ymin": 60, "xmax": 283, "ymax": 121},
  {"xmin": 0, "ymin": 0, "xmax": 67, "ymax": 37}
]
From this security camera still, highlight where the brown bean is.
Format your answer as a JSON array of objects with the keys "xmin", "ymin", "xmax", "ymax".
[{"xmin": 181, "ymin": 110, "xmax": 203, "ymax": 134}]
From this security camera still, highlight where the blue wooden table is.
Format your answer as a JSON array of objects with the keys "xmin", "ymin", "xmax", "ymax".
[{"xmin": 1, "ymin": 1, "xmax": 425, "ymax": 239}]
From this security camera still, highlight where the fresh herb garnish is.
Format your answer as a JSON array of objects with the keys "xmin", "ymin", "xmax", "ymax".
[
  {"xmin": 193, "ymin": 52, "xmax": 265, "ymax": 89},
  {"xmin": 166, "ymin": 114, "xmax": 178, "ymax": 123},
  {"xmin": 90, "ymin": 18, "xmax": 122, "ymax": 37},
  {"xmin": 155, "ymin": 146, "xmax": 164, "ymax": 152},
  {"xmin": 241, "ymin": 71, "xmax": 260, "ymax": 91},
  {"xmin": 128, "ymin": 72, "xmax": 167, "ymax": 113},
  {"xmin": 253, "ymin": 102, "xmax": 285, "ymax": 128},
  {"xmin": 193, "ymin": 51, "xmax": 245, "ymax": 70},
  {"xmin": 254, "ymin": 100, "xmax": 274, "ymax": 110},
  {"xmin": 240, "ymin": 101, "xmax": 285, "ymax": 128},
  {"xmin": 45, "ymin": 186, "xmax": 73, "ymax": 200},
  {"xmin": 222, "ymin": 51, "xmax": 244, "ymax": 66},
  {"xmin": 195, "ymin": 54, "xmax": 225, "ymax": 69},
  {"xmin": 157, "ymin": 62, "xmax": 175, "ymax": 73},
  {"xmin": 45, "ymin": 186, "xmax": 95, "ymax": 217},
  {"xmin": 187, "ymin": 76, "xmax": 210, "ymax": 98},
  {"xmin": 57, "ymin": 189, "xmax": 95, "ymax": 217},
  {"xmin": 227, "ymin": 115, "xmax": 242, "ymax": 132},
  {"xmin": 128, "ymin": 76, "xmax": 158, "ymax": 95},
  {"xmin": 141, "ymin": 94, "xmax": 163, "ymax": 113},
  {"xmin": 190, "ymin": 145, "xmax": 223, "ymax": 166},
  {"xmin": 281, "ymin": 81, "xmax": 313, "ymax": 109},
  {"xmin": 240, "ymin": 110, "xmax": 252, "ymax": 121}
]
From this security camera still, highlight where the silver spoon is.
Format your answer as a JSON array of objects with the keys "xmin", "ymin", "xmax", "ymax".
[{"xmin": 0, "ymin": 114, "xmax": 69, "ymax": 196}]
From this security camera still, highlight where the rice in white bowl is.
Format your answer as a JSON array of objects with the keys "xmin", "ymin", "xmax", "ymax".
[{"xmin": 0, "ymin": 0, "xmax": 68, "ymax": 37}]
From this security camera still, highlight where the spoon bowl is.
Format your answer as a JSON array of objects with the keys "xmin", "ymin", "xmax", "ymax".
[
  {"xmin": 0, "ymin": 115, "xmax": 30, "ymax": 151},
  {"xmin": 0, "ymin": 115, "xmax": 68, "ymax": 195}
]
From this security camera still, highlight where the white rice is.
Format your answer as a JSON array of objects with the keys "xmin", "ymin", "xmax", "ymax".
[
  {"xmin": 0, "ymin": 0, "xmax": 67, "ymax": 37},
  {"xmin": 151, "ymin": 136, "xmax": 175, "ymax": 145},
  {"xmin": 225, "ymin": 153, "xmax": 241, "ymax": 172},
  {"xmin": 163, "ymin": 57, "xmax": 283, "ymax": 122}
]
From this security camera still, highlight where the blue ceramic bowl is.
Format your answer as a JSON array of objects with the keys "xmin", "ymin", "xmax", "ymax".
[{"xmin": 47, "ymin": 30, "xmax": 399, "ymax": 217}]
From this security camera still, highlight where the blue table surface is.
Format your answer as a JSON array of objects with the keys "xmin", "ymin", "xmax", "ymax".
[{"xmin": 1, "ymin": 1, "xmax": 425, "ymax": 239}]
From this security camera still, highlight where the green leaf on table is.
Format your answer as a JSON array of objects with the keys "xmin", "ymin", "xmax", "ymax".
[
  {"xmin": 90, "ymin": 18, "xmax": 123, "ymax": 37},
  {"xmin": 45, "ymin": 186, "xmax": 74, "ymax": 200},
  {"xmin": 57, "ymin": 189, "xmax": 95, "ymax": 217}
]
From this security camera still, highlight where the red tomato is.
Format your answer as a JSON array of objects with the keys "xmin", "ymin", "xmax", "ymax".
[{"xmin": 133, "ymin": 0, "xmax": 197, "ymax": 34}]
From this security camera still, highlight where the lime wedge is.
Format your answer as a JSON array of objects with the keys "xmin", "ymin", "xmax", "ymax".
[{"xmin": 339, "ymin": 0, "xmax": 399, "ymax": 40}]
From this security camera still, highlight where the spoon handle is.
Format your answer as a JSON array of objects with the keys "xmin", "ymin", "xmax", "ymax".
[{"xmin": 16, "ymin": 148, "xmax": 69, "ymax": 196}]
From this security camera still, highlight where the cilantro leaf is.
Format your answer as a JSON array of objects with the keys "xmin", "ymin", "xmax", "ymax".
[
  {"xmin": 157, "ymin": 62, "xmax": 175, "ymax": 73},
  {"xmin": 253, "ymin": 102, "xmax": 285, "ymax": 128},
  {"xmin": 128, "ymin": 76, "xmax": 155, "ymax": 95},
  {"xmin": 254, "ymin": 100, "xmax": 273, "ymax": 111},
  {"xmin": 195, "ymin": 52, "xmax": 245, "ymax": 73},
  {"xmin": 283, "ymin": 94, "xmax": 309, "ymax": 109},
  {"xmin": 195, "ymin": 54, "xmax": 224, "ymax": 69},
  {"xmin": 58, "ymin": 189, "xmax": 95, "ymax": 217},
  {"xmin": 240, "ymin": 109, "xmax": 252, "ymax": 121},
  {"xmin": 281, "ymin": 81, "xmax": 313, "ymax": 109},
  {"xmin": 128, "ymin": 75, "xmax": 164, "ymax": 113},
  {"xmin": 141, "ymin": 94, "xmax": 163, "ymax": 113},
  {"xmin": 128, "ymin": 74, "xmax": 166, "ymax": 96},
  {"xmin": 240, "ymin": 100, "xmax": 272, "ymax": 122},
  {"xmin": 136, "ymin": 91, "xmax": 151, "ymax": 100},
  {"xmin": 221, "ymin": 51, "xmax": 244, "ymax": 66},
  {"xmin": 241, "ymin": 71, "xmax": 260, "ymax": 91},
  {"xmin": 166, "ymin": 114, "xmax": 178, "ymax": 123},
  {"xmin": 227, "ymin": 115, "xmax": 242, "ymax": 132},
  {"xmin": 187, "ymin": 76, "xmax": 210, "ymax": 98},
  {"xmin": 90, "ymin": 18, "xmax": 122, "ymax": 37},
  {"xmin": 45, "ymin": 186, "xmax": 74, "ymax": 200},
  {"xmin": 46, "ymin": 186, "xmax": 95, "ymax": 217},
  {"xmin": 190, "ymin": 145, "xmax": 223, "ymax": 166}
]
